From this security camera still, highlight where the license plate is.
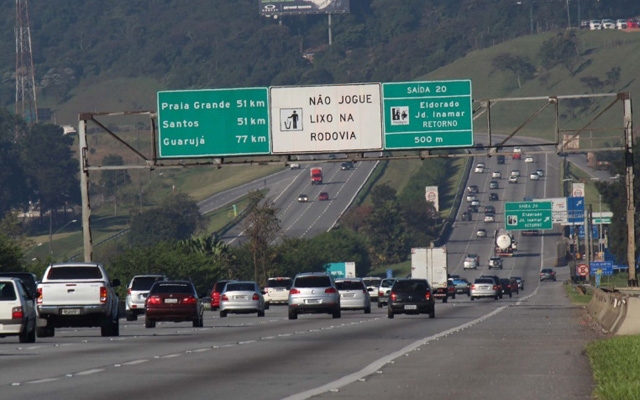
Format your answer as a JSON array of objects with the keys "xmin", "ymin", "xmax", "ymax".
[
  {"xmin": 404, "ymin": 305, "xmax": 417, "ymax": 310},
  {"xmin": 305, "ymin": 299, "xmax": 320, "ymax": 304},
  {"xmin": 164, "ymin": 298, "xmax": 178, "ymax": 304},
  {"xmin": 234, "ymin": 295, "xmax": 248, "ymax": 300},
  {"xmin": 275, "ymin": 288, "xmax": 284, "ymax": 291},
  {"xmin": 342, "ymin": 293, "xmax": 355, "ymax": 298},
  {"xmin": 61, "ymin": 309, "xmax": 81, "ymax": 315}
]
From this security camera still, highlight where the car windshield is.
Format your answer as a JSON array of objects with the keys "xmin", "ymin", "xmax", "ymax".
[
  {"xmin": 294, "ymin": 276, "xmax": 332, "ymax": 288},
  {"xmin": 151, "ymin": 283, "xmax": 193, "ymax": 294},
  {"xmin": 131, "ymin": 276, "xmax": 165, "ymax": 291},
  {"xmin": 226, "ymin": 282, "xmax": 256, "ymax": 292},
  {"xmin": 0, "ymin": 282, "xmax": 17, "ymax": 300},
  {"xmin": 267, "ymin": 279, "xmax": 291, "ymax": 288},
  {"xmin": 335, "ymin": 281, "xmax": 365, "ymax": 291}
]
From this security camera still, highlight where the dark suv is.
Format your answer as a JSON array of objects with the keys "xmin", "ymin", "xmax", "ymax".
[
  {"xmin": 387, "ymin": 279, "xmax": 435, "ymax": 319},
  {"xmin": 288, "ymin": 273, "xmax": 341, "ymax": 320},
  {"xmin": 0, "ymin": 272, "xmax": 38, "ymax": 297}
]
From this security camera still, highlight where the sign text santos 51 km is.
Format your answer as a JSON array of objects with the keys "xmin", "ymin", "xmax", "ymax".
[{"xmin": 157, "ymin": 88, "xmax": 270, "ymax": 158}]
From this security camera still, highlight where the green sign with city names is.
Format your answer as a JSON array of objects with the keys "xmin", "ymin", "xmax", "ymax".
[
  {"xmin": 157, "ymin": 88, "xmax": 270, "ymax": 158},
  {"xmin": 382, "ymin": 80, "xmax": 473, "ymax": 149},
  {"xmin": 505, "ymin": 201, "xmax": 553, "ymax": 231}
]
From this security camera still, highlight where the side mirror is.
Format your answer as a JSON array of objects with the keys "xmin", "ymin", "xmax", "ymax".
[{"xmin": 112, "ymin": 279, "xmax": 121, "ymax": 288}]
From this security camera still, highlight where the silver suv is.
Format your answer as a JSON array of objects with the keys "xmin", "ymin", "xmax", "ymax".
[
  {"xmin": 288, "ymin": 272, "xmax": 341, "ymax": 320},
  {"xmin": 125, "ymin": 274, "xmax": 168, "ymax": 321}
]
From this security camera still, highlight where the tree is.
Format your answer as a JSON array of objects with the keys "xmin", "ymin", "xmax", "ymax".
[
  {"xmin": 605, "ymin": 66, "xmax": 621, "ymax": 89},
  {"xmin": 18, "ymin": 124, "xmax": 80, "ymax": 229},
  {"xmin": 0, "ymin": 232, "xmax": 23, "ymax": 272},
  {"xmin": 242, "ymin": 190, "xmax": 281, "ymax": 285},
  {"xmin": 580, "ymin": 76, "xmax": 604, "ymax": 93},
  {"xmin": 128, "ymin": 192, "xmax": 203, "ymax": 247},
  {"xmin": 492, "ymin": 53, "xmax": 536, "ymax": 88},
  {"xmin": 362, "ymin": 184, "xmax": 408, "ymax": 266},
  {"xmin": 538, "ymin": 31, "xmax": 580, "ymax": 74},
  {"xmin": 0, "ymin": 110, "xmax": 28, "ymax": 219}
]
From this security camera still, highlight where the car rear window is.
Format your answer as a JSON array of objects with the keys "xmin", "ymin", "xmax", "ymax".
[
  {"xmin": 131, "ymin": 276, "xmax": 165, "ymax": 291},
  {"xmin": 380, "ymin": 279, "xmax": 395, "ymax": 288},
  {"xmin": 267, "ymin": 279, "xmax": 291, "ymax": 288},
  {"xmin": 213, "ymin": 281, "xmax": 230, "ymax": 293},
  {"xmin": 335, "ymin": 281, "xmax": 364, "ymax": 291},
  {"xmin": 294, "ymin": 276, "xmax": 332, "ymax": 288},
  {"xmin": 475, "ymin": 278, "xmax": 494, "ymax": 284},
  {"xmin": 47, "ymin": 266, "xmax": 103, "ymax": 280},
  {"xmin": 393, "ymin": 280, "xmax": 428, "ymax": 293},
  {"xmin": 150, "ymin": 283, "xmax": 194, "ymax": 294},
  {"xmin": 226, "ymin": 283, "xmax": 256, "ymax": 292},
  {"xmin": 363, "ymin": 279, "xmax": 381, "ymax": 287},
  {"xmin": 0, "ymin": 282, "xmax": 17, "ymax": 300}
]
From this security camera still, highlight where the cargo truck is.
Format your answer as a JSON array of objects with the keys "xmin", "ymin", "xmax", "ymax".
[
  {"xmin": 310, "ymin": 167, "xmax": 323, "ymax": 184},
  {"xmin": 325, "ymin": 262, "xmax": 356, "ymax": 279},
  {"xmin": 411, "ymin": 247, "xmax": 451, "ymax": 303}
]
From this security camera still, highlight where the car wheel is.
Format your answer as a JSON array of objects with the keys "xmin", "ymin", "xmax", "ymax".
[
  {"xmin": 332, "ymin": 308, "xmax": 341, "ymax": 319},
  {"xmin": 257, "ymin": 309, "xmax": 265, "ymax": 317},
  {"xmin": 193, "ymin": 316, "xmax": 204, "ymax": 327},
  {"xmin": 442, "ymin": 297, "xmax": 447, "ymax": 303},
  {"xmin": 470, "ymin": 296, "xmax": 475, "ymax": 301},
  {"xmin": 429, "ymin": 308, "xmax": 435, "ymax": 319},
  {"xmin": 264, "ymin": 302, "xmax": 270, "ymax": 310},
  {"xmin": 145, "ymin": 318, "xmax": 155, "ymax": 328},
  {"xmin": 288, "ymin": 309, "xmax": 297, "ymax": 320},
  {"xmin": 364, "ymin": 306, "xmax": 371, "ymax": 314},
  {"xmin": 509, "ymin": 292, "xmax": 512, "ymax": 298},
  {"xmin": 19, "ymin": 324, "xmax": 36, "ymax": 343},
  {"xmin": 111, "ymin": 317, "xmax": 120, "ymax": 336},
  {"xmin": 219, "ymin": 310, "xmax": 227, "ymax": 318},
  {"xmin": 36, "ymin": 326, "xmax": 55, "ymax": 338},
  {"xmin": 494, "ymin": 295, "xmax": 499, "ymax": 300},
  {"xmin": 125, "ymin": 311, "xmax": 137, "ymax": 322},
  {"xmin": 377, "ymin": 301, "xmax": 383, "ymax": 308},
  {"xmin": 101, "ymin": 316, "xmax": 114, "ymax": 337},
  {"xmin": 452, "ymin": 293, "xmax": 456, "ymax": 300},
  {"xmin": 387, "ymin": 309, "xmax": 394, "ymax": 319}
]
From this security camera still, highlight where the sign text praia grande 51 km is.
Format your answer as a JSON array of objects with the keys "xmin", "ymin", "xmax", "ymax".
[
  {"xmin": 383, "ymin": 80, "xmax": 473, "ymax": 149},
  {"xmin": 157, "ymin": 88, "xmax": 270, "ymax": 158}
]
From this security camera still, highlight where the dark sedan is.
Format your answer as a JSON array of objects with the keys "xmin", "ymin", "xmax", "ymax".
[
  {"xmin": 499, "ymin": 278, "xmax": 514, "ymax": 298},
  {"xmin": 145, "ymin": 281, "xmax": 204, "ymax": 328},
  {"xmin": 387, "ymin": 279, "xmax": 435, "ymax": 319}
]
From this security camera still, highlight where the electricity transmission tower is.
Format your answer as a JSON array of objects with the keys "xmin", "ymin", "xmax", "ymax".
[{"xmin": 15, "ymin": 0, "xmax": 38, "ymax": 132}]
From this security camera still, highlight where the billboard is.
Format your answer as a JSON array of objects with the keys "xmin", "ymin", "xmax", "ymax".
[{"xmin": 260, "ymin": 0, "xmax": 350, "ymax": 16}]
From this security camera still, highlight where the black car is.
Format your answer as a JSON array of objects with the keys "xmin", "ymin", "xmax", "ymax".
[
  {"xmin": 497, "ymin": 155, "xmax": 505, "ymax": 164},
  {"xmin": 341, "ymin": 161, "xmax": 354, "ymax": 170},
  {"xmin": 468, "ymin": 204, "xmax": 479, "ymax": 213},
  {"xmin": 499, "ymin": 278, "xmax": 514, "ymax": 298},
  {"xmin": 461, "ymin": 211, "xmax": 472, "ymax": 221},
  {"xmin": 387, "ymin": 279, "xmax": 435, "ymax": 319},
  {"xmin": 489, "ymin": 192, "xmax": 499, "ymax": 201}
]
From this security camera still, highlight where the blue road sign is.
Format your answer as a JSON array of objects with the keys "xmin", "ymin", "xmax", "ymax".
[
  {"xmin": 590, "ymin": 261, "xmax": 614, "ymax": 276},
  {"xmin": 567, "ymin": 196, "xmax": 585, "ymax": 224}
]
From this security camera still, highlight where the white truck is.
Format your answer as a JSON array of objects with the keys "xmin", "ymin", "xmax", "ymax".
[
  {"xmin": 325, "ymin": 262, "xmax": 356, "ymax": 279},
  {"xmin": 36, "ymin": 262, "xmax": 121, "ymax": 337},
  {"xmin": 411, "ymin": 247, "xmax": 451, "ymax": 303},
  {"xmin": 495, "ymin": 229, "xmax": 517, "ymax": 257}
]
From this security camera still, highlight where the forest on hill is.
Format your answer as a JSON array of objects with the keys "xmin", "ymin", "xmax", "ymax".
[{"xmin": 2, "ymin": 0, "xmax": 639, "ymax": 114}]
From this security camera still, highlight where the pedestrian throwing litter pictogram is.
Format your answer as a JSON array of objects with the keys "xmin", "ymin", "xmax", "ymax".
[{"xmin": 280, "ymin": 108, "xmax": 303, "ymax": 131}]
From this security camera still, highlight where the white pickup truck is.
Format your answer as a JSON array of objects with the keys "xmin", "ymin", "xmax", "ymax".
[{"xmin": 36, "ymin": 262, "xmax": 121, "ymax": 337}]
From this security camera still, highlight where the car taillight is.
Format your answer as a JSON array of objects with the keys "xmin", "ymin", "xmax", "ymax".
[
  {"xmin": 425, "ymin": 291, "xmax": 431, "ymax": 301},
  {"xmin": 147, "ymin": 296, "xmax": 161, "ymax": 305},
  {"xmin": 471, "ymin": 284, "xmax": 476, "ymax": 290},
  {"xmin": 390, "ymin": 292, "xmax": 396, "ymax": 301},
  {"xmin": 36, "ymin": 287, "xmax": 42, "ymax": 305},
  {"xmin": 289, "ymin": 288, "xmax": 300, "ymax": 295},
  {"xmin": 378, "ymin": 290, "xmax": 384, "ymax": 297},
  {"xmin": 493, "ymin": 285, "xmax": 498, "ymax": 290},
  {"xmin": 12, "ymin": 307, "xmax": 24, "ymax": 319},
  {"xmin": 252, "ymin": 293, "xmax": 260, "ymax": 301},
  {"xmin": 325, "ymin": 288, "xmax": 337, "ymax": 294},
  {"xmin": 100, "ymin": 286, "xmax": 107, "ymax": 303},
  {"xmin": 182, "ymin": 296, "xmax": 198, "ymax": 305},
  {"xmin": 221, "ymin": 294, "xmax": 229, "ymax": 301}
]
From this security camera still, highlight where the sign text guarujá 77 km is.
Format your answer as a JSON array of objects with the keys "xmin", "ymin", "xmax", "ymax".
[
  {"xmin": 157, "ymin": 88, "xmax": 270, "ymax": 158},
  {"xmin": 382, "ymin": 80, "xmax": 473, "ymax": 150}
]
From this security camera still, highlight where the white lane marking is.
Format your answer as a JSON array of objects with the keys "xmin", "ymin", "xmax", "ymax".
[
  {"xmin": 75, "ymin": 369, "xmax": 104, "ymax": 376},
  {"xmin": 123, "ymin": 359, "xmax": 149, "ymax": 366},
  {"xmin": 27, "ymin": 378, "xmax": 60, "ymax": 384},
  {"xmin": 161, "ymin": 354, "xmax": 181, "ymax": 359},
  {"xmin": 283, "ymin": 306, "xmax": 508, "ymax": 400}
]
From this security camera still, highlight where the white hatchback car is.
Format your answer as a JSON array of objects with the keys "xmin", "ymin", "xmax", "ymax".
[
  {"xmin": 474, "ymin": 163, "xmax": 485, "ymax": 173},
  {"xmin": 0, "ymin": 278, "xmax": 37, "ymax": 343},
  {"xmin": 492, "ymin": 171, "xmax": 502, "ymax": 179},
  {"xmin": 463, "ymin": 257, "xmax": 478, "ymax": 270},
  {"xmin": 601, "ymin": 19, "xmax": 616, "ymax": 29},
  {"xmin": 530, "ymin": 172, "xmax": 540, "ymax": 181},
  {"xmin": 335, "ymin": 278, "xmax": 371, "ymax": 313},
  {"xmin": 362, "ymin": 277, "xmax": 382, "ymax": 301},
  {"xmin": 484, "ymin": 214, "xmax": 495, "ymax": 222},
  {"xmin": 511, "ymin": 170, "xmax": 521, "ymax": 177},
  {"xmin": 524, "ymin": 156, "xmax": 534, "ymax": 163},
  {"xmin": 508, "ymin": 175, "xmax": 518, "ymax": 184}
]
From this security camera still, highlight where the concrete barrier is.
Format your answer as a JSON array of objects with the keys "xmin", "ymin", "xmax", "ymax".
[{"xmin": 587, "ymin": 288, "xmax": 640, "ymax": 335}]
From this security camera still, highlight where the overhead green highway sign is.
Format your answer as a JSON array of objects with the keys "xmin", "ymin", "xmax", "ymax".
[
  {"xmin": 382, "ymin": 80, "xmax": 473, "ymax": 150},
  {"xmin": 157, "ymin": 88, "xmax": 270, "ymax": 158},
  {"xmin": 505, "ymin": 201, "xmax": 553, "ymax": 231}
]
